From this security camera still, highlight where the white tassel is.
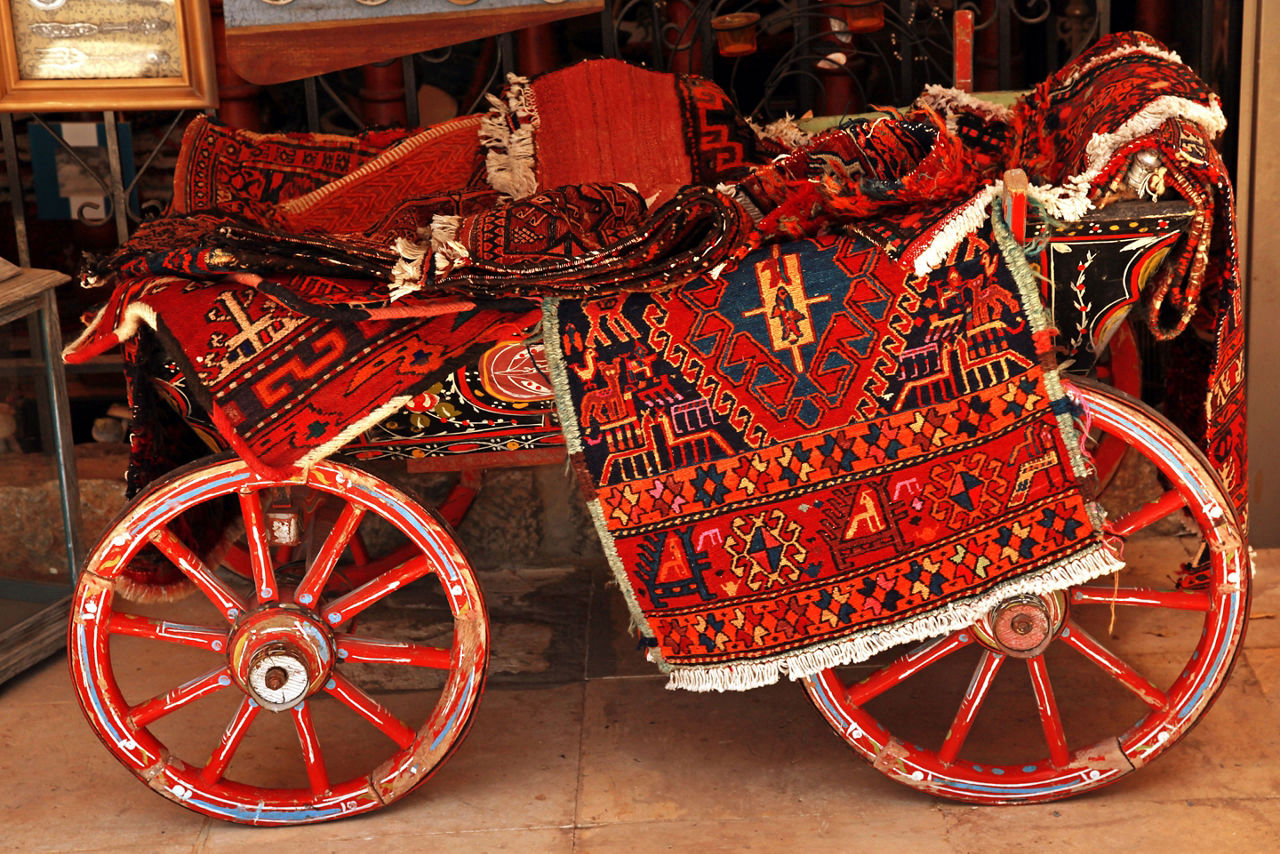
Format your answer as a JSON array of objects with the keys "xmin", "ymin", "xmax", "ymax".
[
  {"xmin": 389, "ymin": 236, "xmax": 429, "ymax": 301},
  {"xmin": 749, "ymin": 113, "xmax": 813, "ymax": 150},
  {"xmin": 429, "ymin": 214, "xmax": 470, "ymax": 277},
  {"xmin": 481, "ymin": 73, "xmax": 539, "ymax": 200},
  {"xmin": 1037, "ymin": 94, "xmax": 1227, "ymax": 225},
  {"xmin": 909, "ymin": 183, "xmax": 1002, "ymax": 276},
  {"xmin": 662, "ymin": 544, "xmax": 1123, "ymax": 692},
  {"xmin": 916, "ymin": 84, "xmax": 1015, "ymax": 132}
]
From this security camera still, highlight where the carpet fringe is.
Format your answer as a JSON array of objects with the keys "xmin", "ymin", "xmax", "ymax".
[
  {"xmin": 665, "ymin": 544, "xmax": 1123, "ymax": 692},
  {"xmin": 482, "ymin": 73, "xmax": 539, "ymax": 200},
  {"xmin": 916, "ymin": 84, "xmax": 1015, "ymax": 131},
  {"xmin": 907, "ymin": 90, "xmax": 1224, "ymax": 275},
  {"xmin": 909, "ymin": 184, "xmax": 1002, "ymax": 276},
  {"xmin": 429, "ymin": 213, "xmax": 469, "ymax": 276},
  {"xmin": 389, "ymin": 236, "xmax": 429, "ymax": 300},
  {"xmin": 1034, "ymin": 94, "xmax": 1225, "ymax": 225},
  {"xmin": 747, "ymin": 114, "xmax": 812, "ymax": 150},
  {"xmin": 63, "ymin": 301, "xmax": 156, "ymax": 362},
  {"xmin": 112, "ymin": 573, "xmax": 197, "ymax": 604}
]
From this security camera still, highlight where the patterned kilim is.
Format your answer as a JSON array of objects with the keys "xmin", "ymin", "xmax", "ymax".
[
  {"xmin": 547, "ymin": 222, "xmax": 1120, "ymax": 690},
  {"xmin": 485, "ymin": 58, "xmax": 778, "ymax": 203},
  {"xmin": 67, "ymin": 273, "xmax": 541, "ymax": 477},
  {"xmin": 170, "ymin": 116, "xmax": 420, "ymax": 218}
]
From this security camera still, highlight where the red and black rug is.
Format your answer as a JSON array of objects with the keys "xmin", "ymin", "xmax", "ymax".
[{"xmin": 546, "ymin": 219, "xmax": 1119, "ymax": 689}]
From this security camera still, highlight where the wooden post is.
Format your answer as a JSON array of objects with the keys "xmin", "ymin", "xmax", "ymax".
[
  {"xmin": 953, "ymin": 9, "xmax": 974, "ymax": 92},
  {"xmin": 516, "ymin": 23, "xmax": 559, "ymax": 77},
  {"xmin": 360, "ymin": 61, "xmax": 408, "ymax": 128},
  {"xmin": 209, "ymin": 0, "xmax": 262, "ymax": 130}
]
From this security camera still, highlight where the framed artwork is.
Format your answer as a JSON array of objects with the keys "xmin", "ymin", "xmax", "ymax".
[{"xmin": 0, "ymin": 0, "xmax": 217, "ymax": 112}]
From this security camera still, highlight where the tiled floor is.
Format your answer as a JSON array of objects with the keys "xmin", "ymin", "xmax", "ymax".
[{"xmin": 3, "ymin": 549, "xmax": 1278, "ymax": 852}]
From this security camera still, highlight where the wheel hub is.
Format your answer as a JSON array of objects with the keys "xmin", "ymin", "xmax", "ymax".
[
  {"xmin": 973, "ymin": 591, "xmax": 1066, "ymax": 658},
  {"xmin": 228, "ymin": 605, "xmax": 335, "ymax": 711}
]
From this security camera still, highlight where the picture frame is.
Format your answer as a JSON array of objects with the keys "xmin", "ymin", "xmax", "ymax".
[{"xmin": 0, "ymin": 0, "xmax": 217, "ymax": 112}]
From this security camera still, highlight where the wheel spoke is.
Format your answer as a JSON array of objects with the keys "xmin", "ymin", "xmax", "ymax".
[
  {"xmin": 291, "ymin": 703, "xmax": 330, "ymax": 796},
  {"xmin": 321, "ymin": 554, "xmax": 431, "ymax": 627},
  {"xmin": 107, "ymin": 613, "xmax": 227, "ymax": 653},
  {"xmin": 846, "ymin": 630, "xmax": 974, "ymax": 706},
  {"xmin": 1060, "ymin": 621, "xmax": 1167, "ymax": 709},
  {"xmin": 337, "ymin": 635, "xmax": 452, "ymax": 669},
  {"xmin": 1104, "ymin": 488, "xmax": 1187, "ymax": 538},
  {"xmin": 237, "ymin": 489, "xmax": 278, "ymax": 603},
  {"xmin": 295, "ymin": 502, "xmax": 367, "ymax": 607},
  {"xmin": 130, "ymin": 666, "xmax": 233, "ymax": 728},
  {"xmin": 1070, "ymin": 586, "xmax": 1212, "ymax": 611},
  {"xmin": 938, "ymin": 650, "xmax": 1005, "ymax": 765},
  {"xmin": 326, "ymin": 672, "xmax": 417, "ymax": 749},
  {"xmin": 1027, "ymin": 655, "xmax": 1071, "ymax": 768},
  {"xmin": 201, "ymin": 696, "xmax": 261, "ymax": 784},
  {"xmin": 147, "ymin": 526, "xmax": 246, "ymax": 621}
]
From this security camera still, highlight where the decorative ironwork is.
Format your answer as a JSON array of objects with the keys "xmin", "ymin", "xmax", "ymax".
[{"xmin": 601, "ymin": 0, "xmax": 1110, "ymax": 120}]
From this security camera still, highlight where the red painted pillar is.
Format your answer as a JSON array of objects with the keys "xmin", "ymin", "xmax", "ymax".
[
  {"xmin": 664, "ymin": 2, "xmax": 703, "ymax": 74},
  {"xmin": 953, "ymin": 9, "xmax": 974, "ymax": 92},
  {"xmin": 974, "ymin": 0, "xmax": 1000, "ymax": 92},
  {"xmin": 360, "ymin": 61, "xmax": 407, "ymax": 127},
  {"xmin": 517, "ymin": 23, "xmax": 559, "ymax": 78},
  {"xmin": 1132, "ymin": 0, "xmax": 1175, "ymax": 44}
]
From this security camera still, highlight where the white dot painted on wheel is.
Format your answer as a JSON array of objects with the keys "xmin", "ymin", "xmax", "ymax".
[
  {"xmin": 910, "ymin": 770, "xmax": 924, "ymax": 781},
  {"xmin": 299, "ymin": 594, "xmax": 313, "ymax": 604}
]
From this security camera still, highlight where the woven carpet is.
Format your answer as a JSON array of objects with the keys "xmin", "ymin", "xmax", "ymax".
[
  {"xmin": 545, "ymin": 32, "xmax": 1243, "ymax": 688},
  {"xmin": 547, "ymin": 219, "xmax": 1119, "ymax": 690}
]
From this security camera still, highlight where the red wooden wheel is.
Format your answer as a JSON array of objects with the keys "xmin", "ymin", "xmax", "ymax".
[
  {"xmin": 803, "ymin": 377, "xmax": 1248, "ymax": 804},
  {"xmin": 68, "ymin": 455, "xmax": 488, "ymax": 825},
  {"xmin": 214, "ymin": 469, "xmax": 483, "ymax": 594}
]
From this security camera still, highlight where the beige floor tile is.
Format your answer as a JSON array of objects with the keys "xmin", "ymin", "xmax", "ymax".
[
  {"xmin": 0, "ymin": 647, "xmax": 71, "ymax": 706},
  {"xmin": 938, "ymin": 796, "xmax": 1280, "ymax": 851},
  {"xmin": 0, "ymin": 658, "xmax": 208, "ymax": 851},
  {"xmin": 1092, "ymin": 649, "xmax": 1280, "ymax": 802},
  {"xmin": 201, "ymin": 683, "xmax": 584, "ymax": 847},
  {"xmin": 1245, "ymin": 646, "xmax": 1280, "ymax": 698},
  {"xmin": 576, "ymin": 675, "xmax": 920, "ymax": 827},
  {"xmin": 1244, "ymin": 548, "xmax": 1280, "ymax": 649},
  {"xmin": 206, "ymin": 826, "xmax": 574, "ymax": 853},
  {"xmin": 575, "ymin": 813, "xmax": 953, "ymax": 854}
]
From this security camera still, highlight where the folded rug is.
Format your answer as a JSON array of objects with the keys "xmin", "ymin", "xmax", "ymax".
[
  {"xmin": 480, "ymin": 57, "xmax": 782, "ymax": 203},
  {"xmin": 65, "ymin": 272, "xmax": 542, "ymax": 478}
]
